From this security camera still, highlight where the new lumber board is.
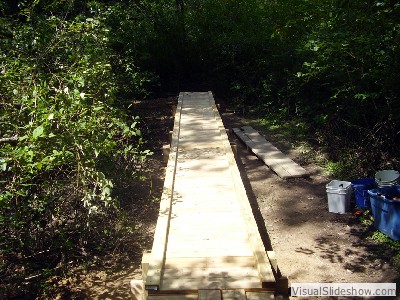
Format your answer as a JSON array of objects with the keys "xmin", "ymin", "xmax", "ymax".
[
  {"xmin": 165, "ymin": 246, "xmax": 254, "ymax": 258},
  {"xmin": 164, "ymin": 256, "xmax": 257, "ymax": 269},
  {"xmin": 233, "ymin": 126, "xmax": 308, "ymax": 179},
  {"xmin": 162, "ymin": 276, "xmax": 261, "ymax": 290},
  {"xmin": 222, "ymin": 290, "xmax": 246, "ymax": 300},
  {"xmin": 208, "ymin": 93, "xmax": 275, "ymax": 286},
  {"xmin": 144, "ymin": 93, "xmax": 183, "ymax": 290},
  {"xmin": 245, "ymin": 291, "xmax": 275, "ymax": 300},
  {"xmin": 162, "ymin": 267, "xmax": 259, "ymax": 279},
  {"xmin": 147, "ymin": 296, "xmax": 198, "ymax": 300},
  {"xmin": 199, "ymin": 290, "xmax": 221, "ymax": 300},
  {"xmin": 143, "ymin": 92, "xmax": 277, "ymax": 297}
]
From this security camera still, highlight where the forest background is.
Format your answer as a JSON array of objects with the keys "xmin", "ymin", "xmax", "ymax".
[{"xmin": 1, "ymin": 0, "xmax": 399, "ymax": 298}]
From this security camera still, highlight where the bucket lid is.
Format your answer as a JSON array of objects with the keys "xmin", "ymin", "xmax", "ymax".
[
  {"xmin": 375, "ymin": 170, "xmax": 400, "ymax": 184},
  {"xmin": 327, "ymin": 180, "xmax": 352, "ymax": 190},
  {"xmin": 377, "ymin": 181, "xmax": 399, "ymax": 187}
]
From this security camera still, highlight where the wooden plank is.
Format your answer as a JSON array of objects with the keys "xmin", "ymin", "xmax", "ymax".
[
  {"xmin": 232, "ymin": 128, "xmax": 257, "ymax": 148},
  {"xmin": 173, "ymin": 177, "xmax": 233, "ymax": 188},
  {"xmin": 147, "ymin": 295, "xmax": 198, "ymax": 300},
  {"xmin": 222, "ymin": 290, "xmax": 246, "ymax": 300},
  {"xmin": 142, "ymin": 252, "xmax": 151, "ymax": 281},
  {"xmin": 145, "ymin": 92, "xmax": 183, "ymax": 290},
  {"xmin": 255, "ymin": 152, "xmax": 292, "ymax": 178},
  {"xmin": 167, "ymin": 223, "xmax": 246, "ymax": 235},
  {"xmin": 209, "ymin": 95, "xmax": 275, "ymax": 286},
  {"xmin": 162, "ymin": 267, "xmax": 259, "ymax": 280},
  {"xmin": 179, "ymin": 134, "xmax": 222, "ymax": 143},
  {"xmin": 168, "ymin": 222, "xmax": 246, "ymax": 233},
  {"xmin": 241, "ymin": 126, "xmax": 268, "ymax": 143},
  {"xmin": 164, "ymin": 256, "xmax": 257, "ymax": 269},
  {"xmin": 171, "ymin": 201, "xmax": 241, "ymax": 213},
  {"xmin": 168, "ymin": 210, "xmax": 244, "ymax": 219},
  {"xmin": 162, "ymin": 276, "xmax": 261, "ymax": 290},
  {"xmin": 165, "ymin": 246, "xmax": 254, "ymax": 258},
  {"xmin": 165, "ymin": 237, "xmax": 251, "ymax": 250},
  {"xmin": 178, "ymin": 142, "xmax": 222, "ymax": 150},
  {"xmin": 166, "ymin": 229, "xmax": 249, "ymax": 243},
  {"xmin": 245, "ymin": 291, "xmax": 275, "ymax": 300},
  {"xmin": 167, "ymin": 228, "xmax": 248, "ymax": 240},
  {"xmin": 199, "ymin": 290, "xmax": 221, "ymax": 300},
  {"xmin": 234, "ymin": 126, "xmax": 308, "ymax": 179},
  {"xmin": 243, "ymin": 126, "xmax": 308, "ymax": 178}
]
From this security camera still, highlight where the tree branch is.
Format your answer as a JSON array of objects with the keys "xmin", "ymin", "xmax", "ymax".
[{"xmin": 0, "ymin": 135, "xmax": 19, "ymax": 143}]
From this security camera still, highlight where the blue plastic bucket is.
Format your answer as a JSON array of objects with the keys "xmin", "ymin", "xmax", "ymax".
[
  {"xmin": 368, "ymin": 186, "xmax": 400, "ymax": 241},
  {"xmin": 352, "ymin": 178, "xmax": 375, "ymax": 208}
]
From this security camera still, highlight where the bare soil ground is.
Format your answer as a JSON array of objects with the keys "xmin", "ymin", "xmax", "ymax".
[
  {"xmin": 47, "ymin": 95, "xmax": 398, "ymax": 299},
  {"xmin": 217, "ymin": 98, "xmax": 399, "ymax": 299}
]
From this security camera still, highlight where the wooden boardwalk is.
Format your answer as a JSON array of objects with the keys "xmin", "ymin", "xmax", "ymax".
[
  {"xmin": 135, "ymin": 92, "xmax": 281, "ymax": 300},
  {"xmin": 233, "ymin": 126, "xmax": 308, "ymax": 179}
]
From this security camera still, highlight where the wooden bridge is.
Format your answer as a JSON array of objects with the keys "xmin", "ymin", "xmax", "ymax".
[{"xmin": 131, "ymin": 92, "xmax": 286, "ymax": 300}]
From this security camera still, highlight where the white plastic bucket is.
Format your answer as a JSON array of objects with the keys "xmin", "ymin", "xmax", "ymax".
[{"xmin": 326, "ymin": 180, "xmax": 352, "ymax": 213}]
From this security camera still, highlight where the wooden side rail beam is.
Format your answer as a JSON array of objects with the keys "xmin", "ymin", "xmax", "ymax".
[{"xmin": 144, "ymin": 93, "xmax": 183, "ymax": 290}]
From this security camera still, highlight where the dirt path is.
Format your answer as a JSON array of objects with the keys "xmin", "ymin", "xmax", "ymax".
[
  {"xmin": 218, "ymin": 98, "xmax": 398, "ymax": 298},
  {"xmin": 48, "ymin": 95, "xmax": 398, "ymax": 299}
]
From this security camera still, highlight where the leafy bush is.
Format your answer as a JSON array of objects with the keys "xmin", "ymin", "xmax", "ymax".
[
  {"xmin": 0, "ymin": 1, "xmax": 154, "ymax": 297},
  {"xmin": 289, "ymin": 0, "xmax": 400, "ymax": 174}
]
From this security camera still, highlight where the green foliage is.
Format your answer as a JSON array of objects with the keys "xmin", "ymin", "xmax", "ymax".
[
  {"xmin": 189, "ymin": 0, "xmax": 400, "ymax": 175},
  {"xmin": 0, "ymin": 1, "xmax": 155, "ymax": 297},
  {"xmin": 1, "ymin": 0, "xmax": 400, "ymax": 296},
  {"xmin": 325, "ymin": 161, "xmax": 348, "ymax": 179},
  {"xmin": 370, "ymin": 230, "xmax": 400, "ymax": 272}
]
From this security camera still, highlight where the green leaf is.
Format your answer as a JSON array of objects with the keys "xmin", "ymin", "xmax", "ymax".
[
  {"xmin": 32, "ymin": 125, "xmax": 44, "ymax": 139},
  {"xmin": 354, "ymin": 93, "xmax": 368, "ymax": 101},
  {"xmin": 0, "ymin": 159, "xmax": 7, "ymax": 171}
]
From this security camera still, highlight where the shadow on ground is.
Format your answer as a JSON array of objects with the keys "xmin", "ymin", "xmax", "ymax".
[{"xmin": 216, "ymin": 95, "xmax": 399, "ymax": 296}]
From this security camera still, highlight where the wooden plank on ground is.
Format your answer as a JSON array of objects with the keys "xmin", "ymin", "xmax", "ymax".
[
  {"xmin": 165, "ymin": 246, "xmax": 254, "ymax": 258},
  {"xmin": 164, "ymin": 256, "xmax": 257, "ymax": 269},
  {"xmin": 233, "ymin": 126, "xmax": 308, "ymax": 179},
  {"xmin": 245, "ymin": 291, "xmax": 275, "ymax": 300},
  {"xmin": 232, "ymin": 128, "xmax": 256, "ymax": 149},
  {"xmin": 162, "ymin": 267, "xmax": 259, "ymax": 279},
  {"xmin": 162, "ymin": 276, "xmax": 261, "ymax": 290},
  {"xmin": 147, "ymin": 295, "xmax": 198, "ymax": 300},
  {"xmin": 199, "ymin": 290, "xmax": 222, "ymax": 300},
  {"xmin": 145, "ymin": 93, "xmax": 183, "ymax": 290},
  {"xmin": 222, "ymin": 290, "xmax": 246, "ymax": 300}
]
